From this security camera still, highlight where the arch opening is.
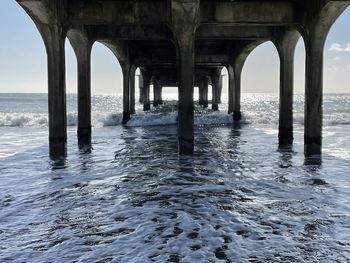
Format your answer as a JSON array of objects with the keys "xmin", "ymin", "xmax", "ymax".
[{"xmin": 241, "ymin": 41, "xmax": 280, "ymax": 126}]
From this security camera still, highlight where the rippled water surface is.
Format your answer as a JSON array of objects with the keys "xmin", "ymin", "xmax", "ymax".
[{"xmin": 1, "ymin": 94, "xmax": 350, "ymax": 262}]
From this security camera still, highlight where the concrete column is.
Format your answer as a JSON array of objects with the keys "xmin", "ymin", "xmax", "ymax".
[
  {"xmin": 304, "ymin": 36, "xmax": 325, "ymax": 157},
  {"xmin": 211, "ymin": 70, "xmax": 221, "ymax": 111},
  {"xmin": 275, "ymin": 31, "xmax": 299, "ymax": 145},
  {"xmin": 228, "ymin": 65, "xmax": 234, "ymax": 114},
  {"xmin": 43, "ymin": 26, "xmax": 67, "ymax": 157},
  {"xmin": 122, "ymin": 64, "xmax": 131, "ymax": 124},
  {"xmin": 177, "ymin": 47, "xmax": 195, "ymax": 154},
  {"xmin": 198, "ymin": 77, "xmax": 205, "ymax": 106},
  {"xmin": 153, "ymin": 77, "xmax": 162, "ymax": 107},
  {"xmin": 233, "ymin": 63, "xmax": 242, "ymax": 122},
  {"xmin": 172, "ymin": 0, "xmax": 199, "ymax": 155},
  {"xmin": 142, "ymin": 70, "xmax": 151, "ymax": 111},
  {"xmin": 302, "ymin": 2, "xmax": 348, "ymax": 157},
  {"xmin": 68, "ymin": 30, "xmax": 93, "ymax": 145},
  {"xmin": 130, "ymin": 66, "xmax": 136, "ymax": 114},
  {"xmin": 203, "ymin": 77, "xmax": 209, "ymax": 108},
  {"xmin": 138, "ymin": 74, "xmax": 144, "ymax": 103},
  {"xmin": 158, "ymin": 85, "xmax": 163, "ymax": 105},
  {"xmin": 218, "ymin": 74, "xmax": 223, "ymax": 104}
]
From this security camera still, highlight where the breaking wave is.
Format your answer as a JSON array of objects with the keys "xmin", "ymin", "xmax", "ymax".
[{"xmin": 1, "ymin": 110, "xmax": 350, "ymax": 128}]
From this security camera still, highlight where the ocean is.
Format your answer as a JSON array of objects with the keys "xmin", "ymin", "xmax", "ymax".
[{"xmin": 0, "ymin": 93, "xmax": 349, "ymax": 262}]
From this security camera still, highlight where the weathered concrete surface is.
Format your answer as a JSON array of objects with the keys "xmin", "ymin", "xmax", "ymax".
[
  {"xmin": 300, "ymin": 2, "xmax": 349, "ymax": 157},
  {"xmin": 129, "ymin": 65, "xmax": 136, "ymax": 114},
  {"xmin": 172, "ymin": 0, "xmax": 200, "ymax": 155},
  {"xmin": 141, "ymin": 68, "xmax": 151, "ymax": 111},
  {"xmin": 153, "ymin": 76, "xmax": 163, "ymax": 107},
  {"xmin": 211, "ymin": 69, "xmax": 221, "ymax": 111},
  {"xmin": 16, "ymin": 0, "xmax": 350, "ymax": 158},
  {"xmin": 68, "ymin": 29, "xmax": 93, "ymax": 145},
  {"xmin": 274, "ymin": 29, "xmax": 300, "ymax": 146}
]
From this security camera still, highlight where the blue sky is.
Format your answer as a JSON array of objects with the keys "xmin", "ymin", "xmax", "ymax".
[{"xmin": 0, "ymin": 1, "xmax": 349, "ymax": 94}]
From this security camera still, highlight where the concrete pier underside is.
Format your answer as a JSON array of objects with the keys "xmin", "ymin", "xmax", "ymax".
[{"xmin": 16, "ymin": 0, "xmax": 349, "ymax": 158}]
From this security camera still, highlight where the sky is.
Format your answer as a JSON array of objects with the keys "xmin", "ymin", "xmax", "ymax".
[{"xmin": 0, "ymin": 1, "xmax": 349, "ymax": 94}]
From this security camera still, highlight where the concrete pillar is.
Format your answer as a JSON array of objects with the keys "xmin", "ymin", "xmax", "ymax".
[
  {"xmin": 228, "ymin": 65, "xmax": 234, "ymax": 114},
  {"xmin": 130, "ymin": 66, "xmax": 136, "ymax": 114},
  {"xmin": 68, "ymin": 30, "xmax": 93, "ymax": 145},
  {"xmin": 275, "ymin": 31, "xmax": 299, "ymax": 145},
  {"xmin": 218, "ymin": 74, "xmax": 223, "ymax": 104},
  {"xmin": 304, "ymin": 35, "xmax": 325, "ymax": 157},
  {"xmin": 159, "ymin": 87, "xmax": 163, "ymax": 105},
  {"xmin": 138, "ymin": 74, "xmax": 144, "ymax": 103},
  {"xmin": 203, "ymin": 77, "xmax": 209, "ymax": 108},
  {"xmin": 177, "ymin": 47, "xmax": 195, "ymax": 154},
  {"xmin": 121, "ymin": 64, "xmax": 131, "ymax": 124},
  {"xmin": 44, "ymin": 26, "xmax": 67, "ymax": 157},
  {"xmin": 142, "ymin": 69, "xmax": 151, "ymax": 111},
  {"xmin": 198, "ymin": 77, "xmax": 205, "ymax": 106},
  {"xmin": 212, "ymin": 70, "xmax": 220, "ymax": 111},
  {"xmin": 172, "ymin": 0, "xmax": 199, "ymax": 155},
  {"xmin": 153, "ymin": 77, "xmax": 162, "ymax": 107},
  {"xmin": 302, "ymin": 2, "xmax": 349, "ymax": 157},
  {"xmin": 233, "ymin": 63, "xmax": 242, "ymax": 122}
]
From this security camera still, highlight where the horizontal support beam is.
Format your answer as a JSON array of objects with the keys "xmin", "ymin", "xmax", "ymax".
[
  {"xmin": 200, "ymin": 1, "xmax": 295, "ymax": 25},
  {"xmin": 69, "ymin": 1, "xmax": 169, "ymax": 25},
  {"xmin": 86, "ymin": 25, "xmax": 172, "ymax": 40},
  {"xmin": 134, "ymin": 54, "xmax": 229, "ymax": 67},
  {"xmin": 197, "ymin": 25, "xmax": 277, "ymax": 40}
]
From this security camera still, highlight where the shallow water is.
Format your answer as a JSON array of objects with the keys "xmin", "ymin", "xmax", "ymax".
[{"xmin": 0, "ymin": 94, "xmax": 350, "ymax": 262}]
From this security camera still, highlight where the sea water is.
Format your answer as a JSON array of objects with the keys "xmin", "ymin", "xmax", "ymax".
[{"xmin": 0, "ymin": 93, "xmax": 349, "ymax": 262}]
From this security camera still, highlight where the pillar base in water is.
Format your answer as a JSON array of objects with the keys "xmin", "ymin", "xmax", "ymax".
[
  {"xmin": 144, "ymin": 104, "xmax": 151, "ymax": 111},
  {"xmin": 212, "ymin": 104, "xmax": 219, "ymax": 111},
  {"xmin": 154, "ymin": 100, "xmax": 163, "ymax": 107},
  {"xmin": 304, "ymin": 136, "xmax": 322, "ymax": 157},
  {"xmin": 122, "ymin": 111, "xmax": 131, "ymax": 124},
  {"xmin": 203, "ymin": 102, "xmax": 208, "ymax": 108},
  {"xmin": 78, "ymin": 126, "xmax": 91, "ymax": 145},
  {"xmin": 278, "ymin": 126, "xmax": 293, "ymax": 145},
  {"xmin": 233, "ymin": 111, "xmax": 241, "ymax": 122},
  {"xmin": 49, "ymin": 136, "xmax": 67, "ymax": 158},
  {"xmin": 178, "ymin": 136, "xmax": 194, "ymax": 155}
]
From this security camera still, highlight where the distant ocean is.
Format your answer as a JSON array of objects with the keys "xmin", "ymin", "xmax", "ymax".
[{"xmin": 0, "ymin": 93, "xmax": 349, "ymax": 262}]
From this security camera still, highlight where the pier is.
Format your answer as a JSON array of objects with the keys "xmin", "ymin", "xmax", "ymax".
[{"xmin": 16, "ymin": 0, "xmax": 349, "ymax": 158}]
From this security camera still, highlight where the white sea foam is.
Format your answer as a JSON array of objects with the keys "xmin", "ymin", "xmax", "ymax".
[
  {"xmin": 0, "ymin": 113, "xmax": 48, "ymax": 127},
  {"xmin": 127, "ymin": 111, "xmax": 178, "ymax": 127},
  {"xmin": 2, "ymin": 110, "xmax": 350, "ymax": 128}
]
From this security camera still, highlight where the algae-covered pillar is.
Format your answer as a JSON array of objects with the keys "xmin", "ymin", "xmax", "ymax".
[{"xmin": 171, "ymin": 0, "xmax": 199, "ymax": 155}]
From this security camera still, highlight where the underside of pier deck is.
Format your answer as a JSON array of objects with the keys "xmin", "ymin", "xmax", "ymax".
[{"xmin": 16, "ymin": 0, "xmax": 350, "ymax": 158}]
